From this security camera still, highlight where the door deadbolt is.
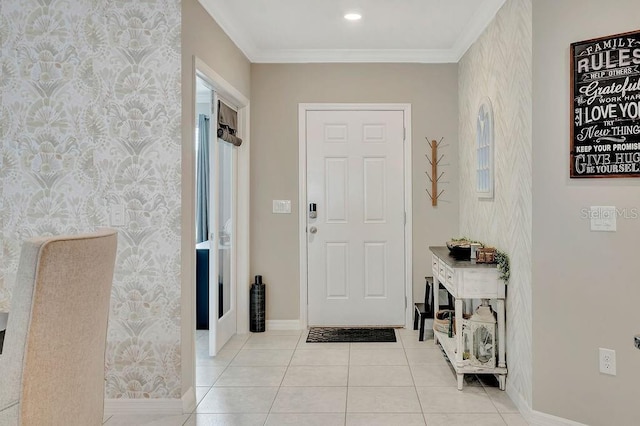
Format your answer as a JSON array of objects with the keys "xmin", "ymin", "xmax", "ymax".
[{"xmin": 309, "ymin": 203, "xmax": 317, "ymax": 219}]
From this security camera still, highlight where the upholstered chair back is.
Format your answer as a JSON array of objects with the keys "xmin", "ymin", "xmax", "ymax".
[{"xmin": 0, "ymin": 229, "xmax": 117, "ymax": 426}]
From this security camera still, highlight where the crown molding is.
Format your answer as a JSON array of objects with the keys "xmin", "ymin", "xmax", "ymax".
[
  {"xmin": 198, "ymin": 0, "xmax": 259, "ymax": 61},
  {"xmin": 451, "ymin": 0, "xmax": 507, "ymax": 62},
  {"xmin": 199, "ymin": 0, "xmax": 506, "ymax": 64},
  {"xmin": 251, "ymin": 49, "xmax": 459, "ymax": 64}
]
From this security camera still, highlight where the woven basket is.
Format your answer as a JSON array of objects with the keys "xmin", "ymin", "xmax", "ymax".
[{"xmin": 434, "ymin": 310, "xmax": 455, "ymax": 334}]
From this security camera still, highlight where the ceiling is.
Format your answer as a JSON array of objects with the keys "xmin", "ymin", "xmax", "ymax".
[{"xmin": 198, "ymin": 0, "xmax": 506, "ymax": 63}]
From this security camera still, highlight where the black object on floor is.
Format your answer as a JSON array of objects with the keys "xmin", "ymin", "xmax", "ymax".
[
  {"xmin": 0, "ymin": 330, "xmax": 5, "ymax": 355},
  {"xmin": 306, "ymin": 327, "xmax": 396, "ymax": 343},
  {"xmin": 250, "ymin": 275, "xmax": 266, "ymax": 332}
]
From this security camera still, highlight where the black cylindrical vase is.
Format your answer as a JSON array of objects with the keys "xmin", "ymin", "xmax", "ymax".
[{"xmin": 250, "ymin": 275, "xmax": 266, "ymax": 332}]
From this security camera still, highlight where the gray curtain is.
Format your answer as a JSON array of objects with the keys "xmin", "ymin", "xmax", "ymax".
[
  {"xmin": 196, "ymin": 114, "xmax": 210, "ymax": 243},
  {"xmin": 217, "ymin": 101, "xmax": 243, "ymax": 146}
]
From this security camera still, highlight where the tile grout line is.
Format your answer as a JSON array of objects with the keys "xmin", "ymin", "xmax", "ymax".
[
  {"xmin": 207, "ymin": 334, "xmax": 247, "ymax": 390},
  {"xmin": 261, "ymin": 331, "xmax": 302, "ymax": 424},
  {"xmin": 193, "ymin": 333, "xmax": 250, "ymax": 419},
  {"xmin": 400, "ymin": 330, "xmax": 429, "ymax": 425},
  {"xmin": 345, "ymin": 339, "xmax": 352, "ymax": 423}
]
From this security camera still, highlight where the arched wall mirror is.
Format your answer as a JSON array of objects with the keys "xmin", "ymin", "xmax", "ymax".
[{"xmin": 476, "ymin": 97, "xmax": 494, "ymax": 200}]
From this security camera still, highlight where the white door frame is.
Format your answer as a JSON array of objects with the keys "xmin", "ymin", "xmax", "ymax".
[
  {"xmin": 298, "ymin": 103, "xmax": 413, "ymax": 329},
  {"xmin": 194, "ymin": 58, "xmax": 250, "ymax": 335},
  {"xmin": 192, "ymin": 56, "xmax": 251, "ymax": 335},
  {"xmin": 181, "ymin": 56, "xmax": 250, "ymax": 412}
]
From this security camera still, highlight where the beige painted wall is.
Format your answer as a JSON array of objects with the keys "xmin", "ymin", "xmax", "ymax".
[
  {"xmin": 532, "ymin": 1, "xmax": 640, "ymax": 424},
  {"xmin": 182, "ymin": 0, "xmax": 251, "ymax": 98},
  {"xmin": 181, "ymin": 0, "xmax": 250, "ymax": 393},
  {"xmin": 458, "ymin": 0, "xmax": 533, "ymax": 408},
  {"xmin": 250, "ymin": 63, "xmax": 459, "ymax": 321}
]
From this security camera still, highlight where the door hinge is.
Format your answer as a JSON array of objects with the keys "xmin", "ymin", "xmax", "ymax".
[
  {"xmin": 405, "ymin": 296, "xmax": 408, "ymax": 308},
  {"xmin": 404, "ymin": 212, "xmax": 406, "ymax": 225},
  {"xmin": 403, "ymin": 127, "xmax": 406, "ymax": 141}
]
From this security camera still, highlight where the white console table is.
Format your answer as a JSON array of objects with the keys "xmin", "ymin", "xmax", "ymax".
[{"xmin": 430, "ymin": 246, "xmax": 507, "ymax": 390}]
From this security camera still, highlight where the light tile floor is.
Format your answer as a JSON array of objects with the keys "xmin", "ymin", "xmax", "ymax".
[{"xmin": 103, "ymin": 329, "xmax": 529, "ymax": 426}]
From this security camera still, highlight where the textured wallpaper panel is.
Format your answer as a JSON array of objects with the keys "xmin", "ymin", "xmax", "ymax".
[
  {"xmin": 458, "ymin": 0, "xmax": 533, "ymax": 405},
  {"xmin": 1, "ymin": 0, "xmax": 182, "ymax": 398}
]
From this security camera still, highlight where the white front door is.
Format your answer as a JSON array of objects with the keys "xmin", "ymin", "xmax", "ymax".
[{"xmin": 306, "ymin": 109, "xmax": 406, "ymax": 326}]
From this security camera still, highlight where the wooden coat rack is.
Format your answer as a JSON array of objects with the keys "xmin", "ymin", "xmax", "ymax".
[{"xmin": 425, "ymin": 137, "xmax": 445, "ymax": 206}]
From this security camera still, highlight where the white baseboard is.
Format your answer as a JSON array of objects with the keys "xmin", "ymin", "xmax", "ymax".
[
  {"xmin": 181, "ymin": 386, "xmax": 196, "ymax": 414},
  {"xmin": 104, "ymin": 397, "xmax": 183, "ymax": 416},
  {"xmin": 506, "ymin": 385, "xmax": 532, "ymax": 423},
  {"xmin": 266, "ymin": 319, "xmax": 303, "ymax": 330},
  {"xmin": 507, "ymin": 386, "xmax": 587, "ymax": 426},
  {"xmin": 528, "ymin": 410, "xmax": 589, "ymax": 426}
]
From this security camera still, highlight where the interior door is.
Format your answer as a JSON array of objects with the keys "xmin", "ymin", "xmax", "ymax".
[
  {"xmin": 306, "ymin": 109, "xmax": 406, "ymax": 326},
  {"xmin": 208, "ymin": 93, "xmax": 237, "ymax": 355}
]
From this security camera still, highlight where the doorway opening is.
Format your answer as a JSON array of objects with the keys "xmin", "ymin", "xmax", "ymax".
[
  {"xmin": 194, "ymin": 74, "xmax": 237, "ymax": 355},
  {"xmin": 192, "ymin": 61, "xmax": 250, "ymax": 358}
]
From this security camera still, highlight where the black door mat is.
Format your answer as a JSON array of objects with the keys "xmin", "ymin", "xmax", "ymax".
[{"xmin": 306, "ymin": 327, "xmax": 397, "ymax": 343}]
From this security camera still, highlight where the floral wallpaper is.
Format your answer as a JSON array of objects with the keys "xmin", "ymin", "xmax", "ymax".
[{"xmin": 1, "ymin": 0, "xmax": 183, "ymax": 399}]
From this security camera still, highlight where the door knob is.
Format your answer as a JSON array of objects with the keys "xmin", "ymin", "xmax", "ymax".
[{"xmin": 309, "ymin": 226, "xmax": 318, "ymax": 234}]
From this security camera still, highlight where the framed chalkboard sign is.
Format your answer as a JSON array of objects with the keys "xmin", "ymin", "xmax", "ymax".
[{"xmin": 571, "ymin": 29, "xmax": 640, "ymax": 178}]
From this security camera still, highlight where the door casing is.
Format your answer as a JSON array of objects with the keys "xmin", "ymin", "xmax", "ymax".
[
  {"xmin": 181, "ymin": 57, "xmax": 251, "ymax": 403},
  {"xmin": 298, "ymin": 103, "xmax": 413, "ymax": 329}
]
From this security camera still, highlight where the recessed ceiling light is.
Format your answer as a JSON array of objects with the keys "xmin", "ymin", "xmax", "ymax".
[{"xmin": 344, "ymin": 13, "xmax": 362, "ymax": 21}]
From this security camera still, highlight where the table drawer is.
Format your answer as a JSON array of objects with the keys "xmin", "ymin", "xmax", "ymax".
[
  {"xmin": 438, "ymin": 259, "xmax": 447, "ymax": 282},
  {"xmin": 445, "ymin": 265, "xmax": 455, "ymax": 286},
  {"xmin": 431, "ymin": 254, "xmax": 439, "ymax": 276}
]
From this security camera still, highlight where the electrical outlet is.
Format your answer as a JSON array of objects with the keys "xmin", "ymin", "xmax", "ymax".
[{"xmin": 599, "ymin": 348, "xmax": 616, "ymax": 375}]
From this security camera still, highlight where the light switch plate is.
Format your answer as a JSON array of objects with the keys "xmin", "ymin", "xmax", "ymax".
[
  {"xmin": 110, "ymin": 204, "xmax": 125, "ymax": 226},
  {"xmin": 590, "ymin": 206, "xmax": 616, "ymax": 232},
  {"xmin": 272, "ymin": 200, "xmax": 291, "ymax": 214}
]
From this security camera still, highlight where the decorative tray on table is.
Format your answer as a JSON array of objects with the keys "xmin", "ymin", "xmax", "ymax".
[{"xmin": 446, "ymin": 240, "xmax": 472, "ymax": 260}]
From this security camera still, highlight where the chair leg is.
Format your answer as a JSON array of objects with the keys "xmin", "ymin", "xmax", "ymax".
[
  {"xmin": 413, "ymin": 308, "xmax": 419, "ymax": 330},
  {"xmin": 419, "ymin": 315, "xmax": 427, "ymax": 341}
]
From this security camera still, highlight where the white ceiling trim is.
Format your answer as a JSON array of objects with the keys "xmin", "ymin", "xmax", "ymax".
[
  {"xmin": 451, "ymin": 0, "xmax": 506, "ymax": 62},
  {"xmin": 198, "ymin": 0, "xmax": 259, "ymax": 61},
  {"xmin": 250, "ymin": 49, "xmax": 460, "ymax": 64},
  {"xmin": 199, "ymin": 0, "xmax": 506, "ymax": 64}
]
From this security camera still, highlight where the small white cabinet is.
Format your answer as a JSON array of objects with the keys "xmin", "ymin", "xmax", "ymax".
[{"xmin": 430, "ymin": 246, "xmax": 507, "ymax": 390}]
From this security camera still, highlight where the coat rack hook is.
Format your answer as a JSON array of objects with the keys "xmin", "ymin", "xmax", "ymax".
[{"xmin": 425, "ymin": 137, "xmax": 446, "ymax": 206}]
